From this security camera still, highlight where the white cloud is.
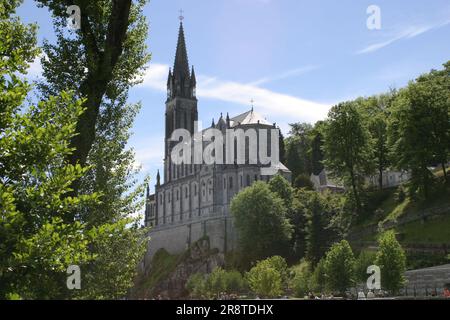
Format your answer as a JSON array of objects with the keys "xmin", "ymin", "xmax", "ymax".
[
  {"xmin": 248, "ymin": 65, "xmax": 320, "ymax": 86},
  {"xmin": 139, "ymin": 63, "xmax": 168, "ymax": 91},
  {"xmin": 26, "ymin": 54, "xmax": 45, "ymax": 79},
  {"xmin": 138, "ymin": 63, "xmax": 330, "ymax": 124},
  {"xmin": 134, "ymin": 136, "xmax": 165, "ymax": 172},
  {"xmin": 356, "ymin": 19, "xmax": 450, "ymax": 54}
]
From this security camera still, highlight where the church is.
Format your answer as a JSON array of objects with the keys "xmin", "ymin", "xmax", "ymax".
[{"xmin": 143, "ymin": 20, "xmax": 291, "ymax": 261}]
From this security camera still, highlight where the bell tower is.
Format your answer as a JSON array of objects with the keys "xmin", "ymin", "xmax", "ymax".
[{"xmin": 164, "ymin": 18, "xmax": 198, "ymax": 183}]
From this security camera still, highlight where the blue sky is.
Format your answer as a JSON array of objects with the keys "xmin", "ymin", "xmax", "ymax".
[{"xmin": 18, "ymin": 0, "xmax": 450, "ymax": 193}]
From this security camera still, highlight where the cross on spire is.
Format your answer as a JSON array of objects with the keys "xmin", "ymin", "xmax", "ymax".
[{"xmin": 179, "ymin": 9, "xmax": 184, "ymax": 21}]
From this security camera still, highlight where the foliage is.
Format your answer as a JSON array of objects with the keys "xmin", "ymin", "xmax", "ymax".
[
  {"xmin": 186, "ymin": 268, "xmax": 246, "ymax": 299},
  {"xmin": 231, "ymin": 182, "xmax": 292, "ymax": 267},
  {"xmin": 245, "ymin": 258, "xmax": 283, "ymax": 298},
  {"xmin": 268, "ymin": 174, "xmax": 294, "ymax": 207},
  {"xmin": 291, "ymin": 261, "xmax": 312, "ymax": 297},
  {"xmin": 285, "ymin": 123, "xmax": 313, "ymax": 181},
  {"xmin": 323, "ymin": 240, "xmax": 356, "ymax": 295},
  {"xmin": 295, "ymin": 190, "xmax": 341, "ymax": 266},
  {"xmin": 0, "ymin": 1, "xmax": 101, "ymax": 298},
  {"xmin": 36, "ymin": 0, "xmax": 151, "ymax": 169},
  {"xmin": 375, "ymin": 231, "xmax": 406, "ymax": 294},
  {"xmin": 354, "ymin": 250, "xmax": 377, "ymax": 283},
  {"xmin": 310, "ymin": 258, "xmax": 327, "ymax": 293},
  {"xmin": 323, "ymin": 101, "xmax": 374, "ymax": 213},
  {"xmin": 388, "ymin": 65, "xmax": 450, "ymax": 199}
]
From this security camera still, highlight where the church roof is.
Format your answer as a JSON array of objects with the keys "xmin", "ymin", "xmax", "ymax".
[{"xmin": 229, "ymin": 109, "xmax": 272, "ymax": 127}]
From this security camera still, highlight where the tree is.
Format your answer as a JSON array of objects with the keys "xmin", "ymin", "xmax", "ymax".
[
  {"xmin": 323, "ymin": 101, "xmax": 373, "ymax": 213},
  {"xmin": 323, "ymin": 240, "xmax": 355, "ymax": 295},
  {"xmin": 354, "ymin": 250, "xmax": 377, "ymax": 283},
  {"xmin": 36, "ymin": 0, "xmax": 150, "ymax": 188},
  {"xmin": 231, "ymin": 182, "xmax": 292, "ymax": 267},
  {"xmin": 291, "ymin": 261, "xmax": 312, "ymax": 297},
  {"xmin": 293, "ymin": 174, "xmax": 314, "ymax": 190},
  {"xmin": 309, "ymin": 121, "xmax": 326, "ymax": 175},
  {"xmin": 268, "ymin": 174, "xmax": 294, "ymax": 207},
  {"xmin": 360, "ymin": 93, "xmax": 395, "ymax": 190},
  {"xmin": 0, "ymin": 1, "xmax": 100, "ymax": 298},
  {"xmin": 35, "ymin": 0, "xmax": 151, "ymax": 298},
  {"xmin": 297, "ymin": 190, "xmax": 340, "ymax": 267},
  {"xmin": 310, "ymin": 258, "xmax": 327, "ymax": 293},
  {"xmin": 245, "ymin": 258, "xmax": 283, "ymax": 298},
  {"xmin": 285, "ymin": 123, "xmax": 313, "ymax": 181},
  {"xmin": 375, "ymin": 231, "xmax": 406, "ymax": 295}
]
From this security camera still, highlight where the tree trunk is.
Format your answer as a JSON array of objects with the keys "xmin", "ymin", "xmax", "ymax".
[
  {"xmin": 442, "ymin": 162, "xmax": 448, "ymax": 182},
  {"xmin": 350, "ymin": 169, "xmax": 361, "ymax": 214}
]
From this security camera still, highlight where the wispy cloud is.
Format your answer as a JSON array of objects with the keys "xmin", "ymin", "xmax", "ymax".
[
  {"xmin": 133, "ymin": 135, "xmax": 165, "ymax": 172},
  {"xmin": 248, "ymin": 65, "xmax": 320, "ymax": 86},
  {"xmin": 356, "ymin": 19, "xmax": 450, "ymax": 54},
  {"xmin": 138, "ymin": 63, "xmax": 330, "ymax": 124}
]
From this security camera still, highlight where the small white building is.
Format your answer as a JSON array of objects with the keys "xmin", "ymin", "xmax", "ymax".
[{"xmin": 367, "ymin": 170, "xmax": 411, "ymax": 189}]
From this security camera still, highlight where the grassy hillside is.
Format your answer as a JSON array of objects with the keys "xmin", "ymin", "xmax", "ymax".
[{"xmin": 350, "ymin": 168, "xmax": 450, "ymax": 262}]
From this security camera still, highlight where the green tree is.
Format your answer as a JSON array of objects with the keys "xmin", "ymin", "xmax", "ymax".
[
  {"xmin": 354, "ymin": 250, "xmax": 377, "ymax": 283},
  {"xmin": 309, "ymin": 121, "xmax": 326, "ymax": 175},
  {"xmin": 310, "ymin": 258, "xmax": 327, "ymax": 293},
  {"xmin": 375, "ymin": 231, "xmax": 406, "ymax": 295},
  {"xmin": 297, "ymin": 190, "xmax": 340, "ymax": 267},
  {"xmin": 285, "ymin": 123, "xmax": 313, "ymax": 181},
  {"xmin": 36, "ymin": 0, "xmax": 151, "ymax": 298},
  {"xmin": 186, "ymin": 273, "xmax": 206, "ymax": 298},
  {"xmin": 268, "ymin": 174, "xmax": 294, "ymax": 207},
  {"xmin": 291, "ymin": 261, "xmax": 312, "ymax": 297},
  {"xmin": 246, "ymin": 258, "xmax": 283, "ymax": 298},
  {"xmin": 36, "ymin": 0, "xmax": 151, "ymax": 173},
  {"xmin": 231, "ymin": 182, "xmax": 292, "ymax": 267},
  {"xmin": 323, "ymin": 101, "xmax": 373, "ymax": 213},
  {"xmin": 323, "ymin": 240, "xmax": 356, "ymax": 295},
  {"xmin": 388, "ymin": 64, "xmax": 450, "ymax": 197},
  {"xmin": 0, "ymin": 1, "xmax": 101, "ymax": 298},
  {"xmin": 360, "ymin": 93, "xmax": 395, "ymax": 190}
]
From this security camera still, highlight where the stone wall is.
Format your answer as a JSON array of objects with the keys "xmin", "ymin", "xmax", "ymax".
[
  {"xmin": 401, "ymin": 264, "xmax": 450, "ymax": 297},
  {"xmin": 143, "ymin": 215, "xmax": 237, "ymax": 268}
]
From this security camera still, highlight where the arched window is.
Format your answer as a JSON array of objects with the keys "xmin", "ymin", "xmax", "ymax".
[
  {"xmin": 246, "ymin": 174, "xmax": 250, "ymax": 186},
  {"xmin": 229, "ymin": 176, "xmax": 233, "ymax": 189}
]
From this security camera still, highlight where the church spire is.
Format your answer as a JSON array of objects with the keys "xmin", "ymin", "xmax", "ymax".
[{"xmin": 173, "ymin": 21, "xmax": 190, "ymax": 85}]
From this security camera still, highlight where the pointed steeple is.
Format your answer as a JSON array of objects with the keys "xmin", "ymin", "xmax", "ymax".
[
  {"xmin": 226, "ymin": 112, "xmax": 230, "ymax": 127},
  {"xmin": 146, "ymin": 183, "xmax": 150, "ymax": 198},
  {"xmin": 156, "ymin": 170, "xmax": 161, "ymax": 186},
  {"xmin": 173, "ymin": 22, "xmax": 190, "ymax": 84},
  {"xmin": 190, "ymin": 66, "xmax": 196, "ymax": 85},
  {"xmin": 167, "ymin": 68, "xmax": 172, "ymax": 86},
  {"xmin": 212, "ymin": 118, "xmax": 215, "ymax": 127}
]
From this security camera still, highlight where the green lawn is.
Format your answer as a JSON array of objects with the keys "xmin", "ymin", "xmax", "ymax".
[{"xmin": 397, "ymin": 214, "xmax": 450, "ymax": 244}]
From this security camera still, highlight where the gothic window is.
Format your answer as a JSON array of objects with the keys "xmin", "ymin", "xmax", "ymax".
[
  {"xmin": 185, "ymin": 187, "xmax": 188, "ymax": 198},
  {"xmin": 229, "ymin": 177, "xmax": 233, "ymax": 189},
  {"xmin": 255, "ymin": 174, "xmax": 258, "ymax": 182},
  {"xmin": 247, "ymin": 174, "xmax": 250, "ymax": 186},
  {"xmin": 240, "ymin": 175, "xmax": 243, "ymax": 187},
  {"xmin": 194, "ymin": 184, "xmax": 197, "ymax": 195},
  {"xmin": 168, "ymin": 192, "xmax": 171, "ymax": 203},
  {"xmin": 223, "ymin": 178, "xmax": 226, "ymax": 189},
  {"xmin": 176, "ymin": 189, "xmax": 179, "ymax": 200}
]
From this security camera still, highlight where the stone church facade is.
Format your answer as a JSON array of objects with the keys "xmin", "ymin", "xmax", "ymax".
[{"xmin": 143, "ymin": 21, "xmax": 291, "ymax": 263}]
